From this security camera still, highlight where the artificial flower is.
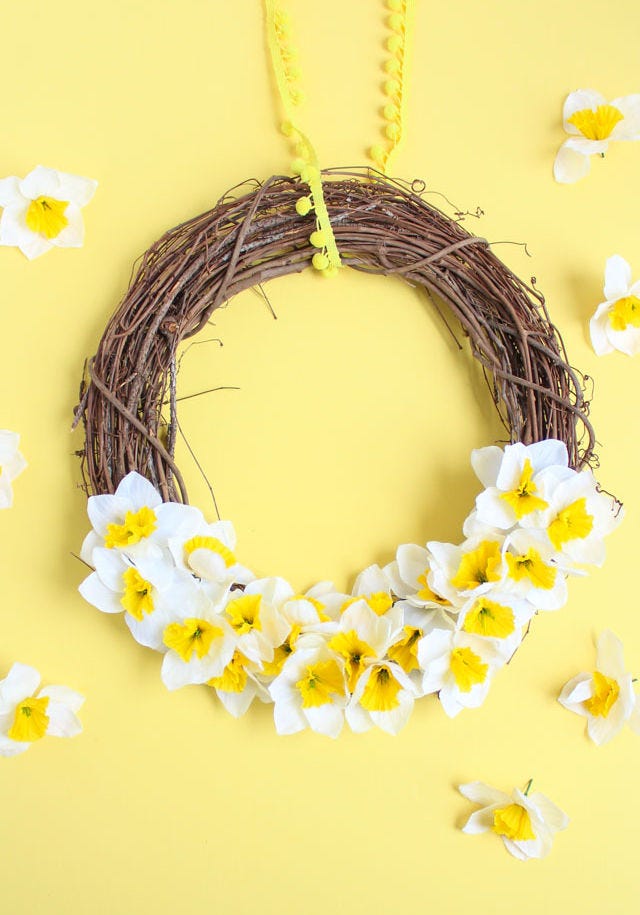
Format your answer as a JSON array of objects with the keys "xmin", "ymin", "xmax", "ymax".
[
  {"xmin": 0, "ymin": 165, "xmax": 98, "ymax": 259},
  {"xmin": 208, "ymin": 650, "xmax": 271, "ymax": 718},
  {"xmin": 346, "ymin": 660, "xmax": 418, "ymax": 734},
  {"xmin": 79, "ymin": 548, "xmax": 201, "ymax": 650},
  {"xmin": 558, "ymin": 630, "xmax": 640, "ymax": 745},
  {"xmin": 0, "ymin": 430, "xmax": 27, "ymax": 509},
  {"xmin": 168, "ymin": 517, "xmax": 254, "ymax": 586},
  {"xmin": 0, "ymin": 663, "xmax": 84, "ymax": 757},
  {"xmin": 384, "ymin": 543, "xmax": 456, "ymax": 611},
  {"xmin": 222, "ymin": 577, "xmax": 292, "ymax": 665},
  {"xmin": 459, "ymin": 780, "xmax": 569, "ymax": 860},
  {"xmin": 419, "ymin": 628, "xmax": 500, "ymax": 717},
  {"xmin": 270, "ymin": 640, "xmax": 349, "ymax": 737},
  {"xmin": 342, "ymin": 564, "xmax": 395, "ymax": 616},
  {"xmin": 455, "ymin": 591, "xmax": 534, "ymax": 661},
  {"xmin": 327, "ymin": 599, "xmax": 402, "ymax": 693},
  {"xmin": 161, "ymin": 588, "xmax": 236, "ymax": 690},
  {"xmin": 427, "ymin": 535, "xmax": 505, "ymax": 605},
  {"xmin": 529, "ymin": 468, "xmax": 622, "ymax": 568},
  {"xmin": 260, "ymin": 583, "xmax": 338, "ymax": 678},
  {"xmin": 81, "ymin": 471, "xmax": 201, "ymax": 563},
  {"xmin": 554, "ymin": 89, "xmax": 640, "ymax": 184},
  {"xmin": 590, "ymin": 255, "xmax": 640, "ymax": 356},
  {"xmin": 470, "ymin": 440, "xmax": 570, "ymax": 531},
  {"xmin": 501, "ymin": 529, "xmax": 567, "ymax": 610}
]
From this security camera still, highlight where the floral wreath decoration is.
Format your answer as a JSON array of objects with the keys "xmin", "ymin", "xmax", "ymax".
[{"xmin": 73, "ymin": 1, "xmax": 622, "ymax": 737}]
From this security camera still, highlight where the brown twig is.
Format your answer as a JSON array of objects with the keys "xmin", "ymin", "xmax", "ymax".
[{"xmin": 74, "ymin": 169, "xmax": 596, "ymax": 502}]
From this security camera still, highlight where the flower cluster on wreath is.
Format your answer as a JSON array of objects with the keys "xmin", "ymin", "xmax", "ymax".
[{"xmin": 79, "ymin": 439, "xmax": 621, "ymax": 738}]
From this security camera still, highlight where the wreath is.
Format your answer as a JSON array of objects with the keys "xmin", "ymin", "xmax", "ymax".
[{"xmin": 72, "ymin": 3, "xmax": 621, "ymax": 737}]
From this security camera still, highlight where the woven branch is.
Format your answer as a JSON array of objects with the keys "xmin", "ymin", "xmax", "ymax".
[{"xmin": 74, "ymin": 168, "xmax": 595, "ymax": 502}]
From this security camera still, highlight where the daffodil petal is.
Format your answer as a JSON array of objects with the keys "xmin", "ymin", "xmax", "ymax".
[
  {"xmin": 0, "ymin": 204, "xmax": 52, "ymax": 259},
  {"xmin": 589, "ymin": 302, "xmax": 615, "ymax": 355},
  {"xmin": 596, "ymin": 629, "xmax": 625, "ymax": 679},
  {"xmin": 0, "ymin": 663, "xmax": 41, "ymax": 707},
  {"xmin": 459, "ymin": 781, "xmax": 512, "ymax": 807},
  {"xmin": 609, "ymin": 94, "xmax": 640, "ymax": 140},
  {"xmin": 0, "ymin": 177, "xmax": 23, "ymax": 207},
  {"xmin": 604, "ymin": 255, "xmax": 632, "ymax": 301},
  {"xmin": 553, "ymin": 143, "xmax": 591, "ymax": 184}
]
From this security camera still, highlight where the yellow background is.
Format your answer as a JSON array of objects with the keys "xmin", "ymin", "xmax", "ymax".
[{"xmin": 1, "ymin": 1, "xmax": 638, "ymax": 912}]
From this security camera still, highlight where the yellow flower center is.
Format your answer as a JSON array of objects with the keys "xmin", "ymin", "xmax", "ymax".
[
  {"xmin": 183, "ymin": 535, "xmax": 236, "ymax": 568},
  {"xmin": 547, "ymin": 498, "xmax": 594, "ymax": 551},
  {"xmin": 105, "ymin": 506, "xmax": 157, "ymax": 549},
  {"xmin": 388, "ymin": 626, "xmax": 423, "ymax": 674},
  {"xmin": 499, "ymin": 459, "xmax": 548, "ymax": 519},
  {"xmin": 451, "ymin": 541, "xmax": 502, "ymax": 590},
  {"xmin": 225, "ymin": 594, "xmax": 262, "ymax": 634},
  {"xmin": 340, "ymin": 592, "xmax": 393, "ymax": 616},
  {"xmin": 296, "ymin": 660, "xmax": 345, "ymax": 708},
  {"xmin": 328, "ymin": 630, "xmax": 376, "ymax": 692},
  {"xmin": 8, "ymin": 696, "xmax": 50, "ymax": 742},
  {"xmin": 25, "ymin": 196, "xmax": 69, "ymax": 239},
  {"xmin": 416, "ymin": 573, "xmax": 450, "ymax": 605},
  {"xmin": 261, "ymin": 626, "xmax": 303, "ymax": 677},
  {"xmin": 163, "ymin": 618, "xmax": 223, "ymax": 661},
  {"xmin": 505, "ymin": 547, "xmax": 556, "ymax": 590},
  {"xmin": 120, "ymin": 567, "xmax": 154, "ymax": 620},
  {"xmin": 584, "ymin": 670, "xmax": 620, "ymax": 718},
  {"xmin": 462, "ymin": 597, "xmax": 515, "ymax": 639},
  {"xmin": 608, "ymin": 295, "xmax": 640, "ymax": 332},
  {"xmin": 291, "ymin": 594, "xmax": 331, "ymax": 621},
  {"xmin": 208, "ymin": 651, "xmax": 249, "ymax": 693},
  {"xmin": 567, "ymin": 104, "xmax": 623, "ymax": 140},
  {"xmin": 450, "ymin": 647, "xmax": 488, "ymax": 692},
  {"xmin": 360, "ymin": 664, "xmax": 402, "ymax": 712},
  {"xmin": 492, "ymin": 804, "xmax": 536, "ymax": 841}
]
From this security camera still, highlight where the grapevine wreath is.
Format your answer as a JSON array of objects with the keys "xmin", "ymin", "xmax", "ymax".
[{"xmin": 73, "ymin": 1, "xmax": 621, "ymax": 736}]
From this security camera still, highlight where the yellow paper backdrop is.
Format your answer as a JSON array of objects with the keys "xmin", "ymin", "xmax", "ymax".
[{"xmin": 1, "ymin": 1, "xmax": 638, "ymax": 912}]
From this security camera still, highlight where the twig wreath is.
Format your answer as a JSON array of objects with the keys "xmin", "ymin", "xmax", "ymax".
[{"xmin": 73, "ymin": 2, "xmax": 621, "ymax": 736}]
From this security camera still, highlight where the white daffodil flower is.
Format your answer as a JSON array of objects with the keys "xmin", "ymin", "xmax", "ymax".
[
  {"xmin": 346, "ymin": 660, "xmax": 419, "ymax": 735},
  {"xmin": 260, "ymin": 585, "xmax": 338, "ymax": 680},
  {"xmin": 0, "ymin": 165, "xmax": 97, "ymax": 259},
  {"xmin": 386, "ymin": 601, "xmax": 455, "ymax": 696},
  {"xmin": 455, "ymin": 591, "xmax": 534, "ymax": 662},
  {"xmin": 554, "ymin": 89, "xmax": 640, "ymax": 184},
  {"xmin": 459, "ymin": 780, "xmax": 569, "ymax": 860},
  {"xmin": 160, "ymin": 588, "xmax": 236, "ymax": 690},
  {"xmin": 471, "ymin": 440, "xmax": 571, "ymax": 531},
  {"xmin": 590, "ymin": 255, "xmax": 640, "ymax": 356},
  {"xmin": 222, "ymin": 577, "xmax": 292, "ymax": 665},
  {"xmin": 327, "ymin": 599, "xmax": 402, "ymax": 695},
  {"xmin": 270, "ymin": 642, "xmax": 349, "ymax": 738},
  {"xmin": 79, "ymin": 548, "xmax": 203, "ymax": 650},
  {"xmin": 340, "ymin": 564, "xmax": 396, "ymax": 617},
  {"xmin": 528, "ymin": 468, "xmax": 622, "ymax": 568},
  {"xmin": 501, "ymin": 529, "xmax": 568, "ymax": 610},
  {"xmin": 558, "ymin": 630, "xmax": 640, "ymax": 745},
  {"xmin": 168, "ymin": 517, "xmax": 254, "ymax": 586},
  {"xmin": 418, "ymin": 628, "xmax": 501, "ymax": 717},
  {"xmin": 427, "ymin": 535, "xmax": 506, "ymax": 605},
  {"xmin": 384, "ymin": 543, "xmax": 459, "ymax": 612},
  {"xmin": 0, "ymin": 430, "xmax": 27, "ymax": 509},
  {"xmin": 208, "ymin": 650, "xmax": 271, "ymax": 718},
  {"xmin": 82, "ymin": 471, "xmax": 201, "ymax": 562},
  {"xmin": 0, "ymin": 663, "xmax": 84, "ymax": 757}
]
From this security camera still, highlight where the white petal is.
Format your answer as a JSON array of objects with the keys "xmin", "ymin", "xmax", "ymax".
[
  {"xmin": 553, "ymin": 144, "xmax": 592, "ymax": 184},
  {"xmin": 470, "ymin": 445, "xmax": 503, "ymax": 487},
  {"xmin": 44, "ymin": 703, "xmax": 83, "ymax": 738},
  {"xmin": 87, "ymin": 494, "xmax": 127, "ymax": 536},
  {"xmin": 305, "ymin": 703, "xmax": 344, "ymax": 738},
  {"xmin": 606, "ymin": 326, "xmax": 640, "ymax": 356},
  {"xmin": 0, "ymin": 735, "xmax": 30, "ymax": 757},
  {"xmin": 0, "ymin": 177, "xmax": 23, "ymax": 207},
  {"xmin": 115, "ymin": 471, "xmax": 162, "ymax": 509},
  {"xmin": 0, "ymin": 663, "xmax": 41, "ymax": 707},
  {"xmin": 459, "ymin": 781, "xmax": 512, "ymax": 807},
  {"xmin": 50, "ymin": 203, "xmax": 84, "ymax": 249},
  {"xmin": 0, "ymin": 204, "xmax": 52, "ymax": 259},
  {"xmin": 38, "ymin": 685, "xmax": 85, "ymax": 714},
  {"xmin": 604, "ymin": 255, "xmax": 632, "ymax": 301},
  {"xmin": 54, "ymin": 171, "xmax": 98, "ymax": 207},
  {"xmin": 19, "ymin": 165, "xmax": 66, "ymax": 199},
  {"xmin": 461, "ymin": 805, "xmax": 501, "ymax": 834},
  {"xmin": 273, "ymin": 695, "xmax": 307, "ymax": 735},
  {"xmin": 596, "ymin": 629, "xmax": 626, "ymax": 679},
  {"xmin": 558, "ymin": 673, "xmax": 592, "ymax": 709},
  {"xmin": 78, "ymin": 571, "xmax": 123, "ymax": 614},
  {"xmin": 528, "ymin": 793, "xmax": 569, "ymax": 832},
  {"xmin": 589, "ymin": 303, "xmax": 615, "ymax": 355},
  {"xmin": 610, "ymin": 95, "xmax": 640, "ymax": 140}
]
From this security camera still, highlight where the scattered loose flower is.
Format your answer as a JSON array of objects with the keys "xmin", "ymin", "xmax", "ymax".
[
  {"xmin": 0, "ymin": 430, "xmax": 27, "ymax": 509},
  {"xmin": 0, "ymin": 165, "xmax": 97, "ymax": 259},
  {"xmin": 558, "ymin": 630, "xmax": 640, "ymax": 745},
  {"xmin": 459, "ymin": 779, "xmax": 569, "ymax": 860},
  {"xmin": 590, "ymin": 256, "xmax": 640, "ymax": 356},
  {"xmin": 78, "ymin": 441, "xmax": 621, "ymax": 736},
  {"xmin": 554, "ymin": 89, "xmax": 640, "ymax": 184},
  {"xmin": 0, "ymin": 663, "xmax": 84, "ymax": 757}
]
